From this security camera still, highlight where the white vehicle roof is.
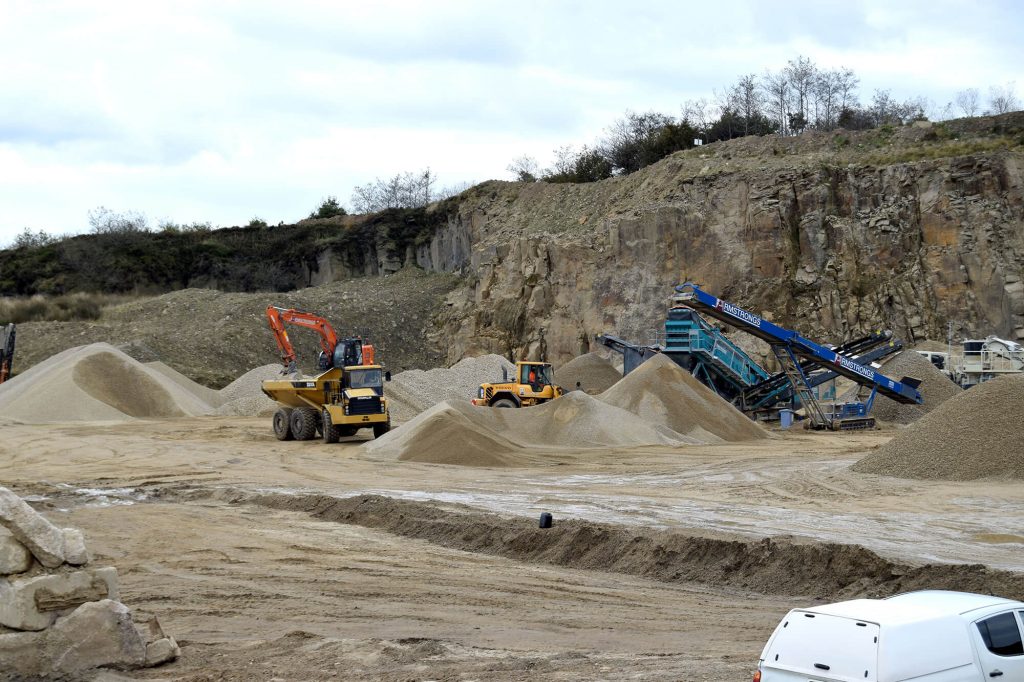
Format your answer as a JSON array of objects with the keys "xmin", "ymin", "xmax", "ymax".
[{"xmin": 808, "ymin": 590, "xmax": 1019, "ymax": 625}]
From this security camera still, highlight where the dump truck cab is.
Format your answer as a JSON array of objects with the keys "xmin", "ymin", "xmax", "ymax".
[{"xmin": 471, "ymin": 361, "xmax": 563, "ymax": 408}]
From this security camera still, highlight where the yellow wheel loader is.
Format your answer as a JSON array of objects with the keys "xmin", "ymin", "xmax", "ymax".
[{"xmin": 471, "ymin": 361, "xmax": 564, "ymax": 408}]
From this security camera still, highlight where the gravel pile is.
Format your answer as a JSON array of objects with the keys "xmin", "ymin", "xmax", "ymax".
[
  {"xmin": 0, "ymin": 343, "xmax": 214, "ymax": 423},
  {"xmin": 598, "ymin": 353, "xmax": 767, "ymax": 442},
  {"xmin": 554, "ymin": 352, "xmax": 622, "ymax": 394},
  {"xmin": 852, "ymin": 374, "xmax": 1024, "ymax": 480},
  {"xmin": 841, "ymin": 350, "xmax": 960, "ymax": 424},
  {"xmin": 385, "ymin": 354, "xmax": 515, "ymax": 423},
  {"xmin": 214, "ymin": 364, "xmax": 288, "ymax": 417}
]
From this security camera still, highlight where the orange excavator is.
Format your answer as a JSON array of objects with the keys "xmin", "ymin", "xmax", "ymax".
[
  {"xmin": 0, "ymin": 323, "xmax": 14, "ymax": 385},
  {"xmin": 265, "ymin": 306, "xmax": 375, "ymax": 375},
  {"xmin": 261, "ymin": 307, "xmax": 391, "ymax": 443}
]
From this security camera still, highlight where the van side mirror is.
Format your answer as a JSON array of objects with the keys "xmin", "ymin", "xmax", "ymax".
[{"xmin": 385, "ymin": 371, "xmax": 391, "ymax": 382}]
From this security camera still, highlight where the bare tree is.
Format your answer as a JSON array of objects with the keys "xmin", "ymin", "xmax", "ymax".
[
  {"xmin": 350, "ymin": 168, "xmax": 441, "ymax": 214},
  {"xmin": 955, "ymin": 88, "xmax": 981, "ymax": 117},
  {"xmin": 682, "ymin": 97, "xmax": 716, "ymax": 136},
  {"xmin": 815, "ymin": 68, "xmax": 855, "ymax": 130},
  {"xmin": 728, "ymin": 74, "xmax": 763, "ymax": 135},
  {"xmin": 507, "ymin": 155, "xmax": 540, "ymax": 182},
  {"xmin": 988, "ymin": 82, "xmax": 1020, "ymax": 114},
  {"xmin": 784, "ymin": 56, "xmax": 818, "ymax": 131},
  {"xmin": 88, "ymin": 207, "xmax": 149, "ymax": 234},
  {"xmin": 762, "ymin": 69, "xmax": 791, "ymax": 135}
]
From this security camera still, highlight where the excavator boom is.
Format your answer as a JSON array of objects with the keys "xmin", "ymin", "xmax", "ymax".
[{"xmin": 265, "ymin": 306, "xmax": 374, "ymax": 373}]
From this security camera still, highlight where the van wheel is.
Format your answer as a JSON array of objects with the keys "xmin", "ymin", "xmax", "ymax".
[
  {"xmin": 289, "ymin": 407, "xmax": 319, "ymax": 441},
  {"xmin": 491, "ymin": 399, "xmax": 517, "ymax": 408},
  {"xmin": 272, "ymin": 408, "xmax": 294, "ymax": 441}
]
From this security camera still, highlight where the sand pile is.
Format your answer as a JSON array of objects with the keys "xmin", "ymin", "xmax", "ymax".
[
  {"xmin": 0, "ymin": 343, "xmax": 214, "ymax": 423},
  {"xmin": 145, "ymin": 361, "xmax": 225, "ymax": 407},
  {"xmin": 852, "ymin": 374, "xmax": 1024, "ymax": 480},
  {"xmin": 214, "ymin": 364, "xmax": 286, "ymax": 417},
  {"xmin": 598, "ymin": 354, "xmax": 767, "ymax": 442},
  {"xmin": 364, "ymin": 393, "xmax": 697, "ymax": 466},
  {"xmin": 841, "ymin": 350, "xmax": 960, "ymax": 424},
  {"xmin": 554, "ymin": 352, "xmax": 622, "ymax": 394},
  {"xmin": 385, "ymin": 354, "xmax": 515, "ymax": 422}
]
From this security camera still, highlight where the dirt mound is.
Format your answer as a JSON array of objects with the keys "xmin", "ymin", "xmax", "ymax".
[
  {"xmin": 0, "ymin": 343, "xmax": 214, "ymax": 423},
  {"xmin": 852, "ymin": 374, "xmax": 1024, "ymax": 480},
  {"xmin": 233, "ymin": 492, "xmax": 1024, "ymax": 602},
  {"xmin": 214, "ymin": 364, "xmax": 285, "ymax": 417},
  {"xmin": 364, "ymin": 393, "xmax": 696, "ymax": 467},
  {"xmin": 385, "ymin": 354, "xmax": 515, "ymax": 422},
  {"xmin": 598, "ymin": 353, "xmax": 766, "ymax": 442},
  {"xmin": 842, "ymin": 350, "xmax": 960, "ymax": 424},
  {"xmin": 554, "ymin": 353, "xmax": 621, "ymax": 394}
]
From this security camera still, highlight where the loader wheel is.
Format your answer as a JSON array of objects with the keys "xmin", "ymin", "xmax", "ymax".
[
  {"xmin": 373, "ymin": 422, "xmax": 391, "ymax": 439},
  {"xmin": 289, "ymin": 407, "xmax": 319, "ymax": 441},
  {"xmin": 491, "ymin": 398, "xmax": 517, "ymax": 408},
  {"xmin": 321, "ymin": 409, "xmax": 340, "ymax": 444},
  {"xmin": 272, "ymin": 408, "xmax": 294, "ymax": 441}
]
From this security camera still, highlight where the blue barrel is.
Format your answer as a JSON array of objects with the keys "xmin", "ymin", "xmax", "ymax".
[{"xmin": 780, "ymin": 409, "xmax": 794, "ymax": 429}]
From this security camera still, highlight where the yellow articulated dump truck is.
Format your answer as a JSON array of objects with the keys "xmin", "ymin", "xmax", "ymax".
[{"xmin": 260, "ymin": 306, "xmax": 391, "ymax": 443}]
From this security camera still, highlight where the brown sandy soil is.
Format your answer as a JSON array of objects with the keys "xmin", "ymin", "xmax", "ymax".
[{"xmin": 4, "ymin": 417, "xmax": 1024, "ymax": 679}]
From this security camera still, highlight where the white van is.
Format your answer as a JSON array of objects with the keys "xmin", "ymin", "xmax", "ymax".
[{"xmin": 756, "ymin": 591, "xmax": 1024, "ymax": 681}]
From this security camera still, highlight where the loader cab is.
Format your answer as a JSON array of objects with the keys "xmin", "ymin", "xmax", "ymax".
[{"xmin": 519, "ymin": 362, "xmax": 553, "ymax": 388}]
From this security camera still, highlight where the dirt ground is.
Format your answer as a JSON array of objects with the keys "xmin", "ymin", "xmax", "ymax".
[{"xmin": 4, "ymin": 417, "xmax": 1024, "ymax": 680}]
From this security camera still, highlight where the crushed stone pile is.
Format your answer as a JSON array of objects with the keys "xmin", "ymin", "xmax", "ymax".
[
  {"xmin": 554, "ymin": 352, "xmax": 622, "ymax": 394},
  {"xmin": 852, "ymin": 375, "xmax": 1024, "ymax": 480},
  {"xmin": 0, "ymin": 485, "xmax": 179, "ymax": 675},
  {"xmin": 214, "ymin": 364, "xmax": 287, "ymax": 417},
  {"xmin": 598, "ymin": 353, "xmax": 767, "ymax": 442},
  {"xmin": 385, "ymin": 354, "xmax": 516, "ymax": 423},
  {"xmin": 145, "ymin": 361, "xmax": 226, "ymax": 407},
  {"xmin": 841, "ymin": 350, "xmax": 960, "ymax": 424},
  {"xmin": 0, "ymin": 343, "xmax": 215, "ymax": 423},
  {"xmin": 364, "ymin": 393, "xmax": 699, "ymax": 467}
]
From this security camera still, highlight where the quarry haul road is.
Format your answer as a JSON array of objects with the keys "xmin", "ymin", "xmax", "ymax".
[{"xmin": 3, "ymin": 416, "xmax": 1024, "ymax": 680}]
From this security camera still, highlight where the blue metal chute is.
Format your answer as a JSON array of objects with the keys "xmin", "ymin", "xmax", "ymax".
[{"xmin": 673, "ymin": 283, "xmax": 922, "ymax": 407}]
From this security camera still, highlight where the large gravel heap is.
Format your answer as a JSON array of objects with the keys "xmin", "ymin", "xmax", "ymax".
[
  {"xmin": 214, "ymin": 364, "xmax": 287, "ymax": 417},
  {"xmin": 364, "ymin": 393, "xmax": 700, "ymax": 467},
  {"xmin": 0, "ymin": 343, "xmax": 215, "ymax": 423},
  {"xmin": 0, "ymin": 486, "xmax": 178, "ymax": 676},
  {"xmin": 842, "ymin": 350, "xmax": 960, "ymax": 424},
  {"xmin": 385, "ymin": 354, "xmax": 515, "ymax": 423},
  {"xmin": 554, "ymin": 353, "xmax": 622, "ymax": 394},
  {"xmin": 852, "ymin": 374, "xmax": 1024, "ymax": 480},
  {"xmin": 599, "ymin": 353, "xmax": 767, "ymax": 442}
]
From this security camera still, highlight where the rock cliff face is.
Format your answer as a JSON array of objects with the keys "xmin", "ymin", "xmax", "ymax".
[{"xmin": 317, "ymin": 119, "xmax": 1024, "ymax": 365}]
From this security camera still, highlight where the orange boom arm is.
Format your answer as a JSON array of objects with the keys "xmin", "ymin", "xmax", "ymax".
[{"xmin": 265, "ymin": 307, "xmax": 374, "ymax": 373}]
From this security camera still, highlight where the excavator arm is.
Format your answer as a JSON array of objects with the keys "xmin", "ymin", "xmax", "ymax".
[
  {"xmin": 265, "ymin": 307, "xmax": 374, "ymax": 374},
  {"xmin": 266, "ymin": 307, "xmax": 340, "ymax": 374},
  {"xmin": 0, "ymin": 323, "xmax": 14, "ymax": 384}
]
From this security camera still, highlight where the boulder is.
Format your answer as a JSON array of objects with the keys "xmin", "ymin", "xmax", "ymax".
[
  {"xmin": 62, "ymin": 528, "xmax": 90, "ymax": 566},
  {"xmin": 0, "ymin": 529, "xmax": 32, "ymax": 575},
  {"xmin": 0, "ymin": 486, "xmax": 65, "ymax": 568},
  {"xmin": 0, "ymin": 599, "xmax": 147, "ymax": 676},
  {"xmin": 0, "ymin": 566, "xmax": 119, "ymax": 630},
  {"xmin": 145, "ymin": 636, "xmax": 180, "ymax": 666}
]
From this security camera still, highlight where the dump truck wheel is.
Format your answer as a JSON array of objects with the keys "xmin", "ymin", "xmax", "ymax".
[
  {"xmin": 492, "ymin": 398, "xmax": 517, "ymax": 408},
  {"xmin": 321, "ymin": 409, "xmax": 340, "ymax": 444},
  {"xmin": 272, "ymin": 408, "xmax": 294, "ymax": 441},
  {"xmin": 338, "ymin": 427, "xmax": 358, "ymax": 438},
  {"xmin": 290, "ymin": 407, "xmax": 319, "ymax": 441},
  {"xmin": 373, "ymin": 422, "xmax": 391, "ymax": 439}
]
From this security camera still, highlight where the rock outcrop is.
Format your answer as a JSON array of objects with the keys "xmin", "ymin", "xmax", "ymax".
[{"xmin": 0, "ymin": 485, "xmax": 178, "ymax": 677}]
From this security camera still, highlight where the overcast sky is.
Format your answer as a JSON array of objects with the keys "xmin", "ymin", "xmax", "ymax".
[{"xmin": 1, "ymin": 0, "xmax": 1021, "ymax": 245}]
